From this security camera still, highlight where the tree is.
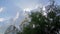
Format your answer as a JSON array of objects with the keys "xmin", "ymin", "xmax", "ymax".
[
  {"xmin": 17, "ymin": 9, "xmax": 60, "ymax": 34},
  {"xmin": 17, "ymin": 0, "xmax": 60, "ymax": 34}
]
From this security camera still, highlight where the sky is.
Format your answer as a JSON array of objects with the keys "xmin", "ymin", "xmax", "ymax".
[{"xmin": 0, "ymin": 0, "xmax": 60, "ymax": 34}]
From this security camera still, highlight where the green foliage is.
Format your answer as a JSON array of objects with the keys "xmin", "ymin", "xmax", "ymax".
[
  {"xmin": 47, "ymin": 11, "xmax": 56, "ymax": 18},
  {"xmin": 17, "ymin": 9, "xmax": 60, "ymax": 34},
  {"xmin": 17, "ymin": 3, "xmax": 60, "ymax": 34}
]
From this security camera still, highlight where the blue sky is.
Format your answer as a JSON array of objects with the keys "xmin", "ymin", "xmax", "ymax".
[{"xmin": 0, "ymin": 0, "xmax": 60, "ymax": 34}]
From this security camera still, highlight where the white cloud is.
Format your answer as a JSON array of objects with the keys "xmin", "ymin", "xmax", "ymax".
[
  {"xmin": 23, "ymin": 8, "xmax": 32, "ymax": 12},
  {"xmin": 43, "ymin": 6, "xmax": 46, "ymax": 11},
  {"xmin": 0, "ymin": 18, "xmax": 5, "ymax": 22},
  {"xmin": 13, "ymin": 12, "xmax": 19, "ymax": 22},
  {"xmin": 0, "ymin": 8, "xmax": 3, "ymax": 13}
]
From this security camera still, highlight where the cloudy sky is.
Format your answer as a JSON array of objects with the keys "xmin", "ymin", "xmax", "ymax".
[{"xmin": 0, "ymin": 0, "xmax": 60, "ymax": 34}]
